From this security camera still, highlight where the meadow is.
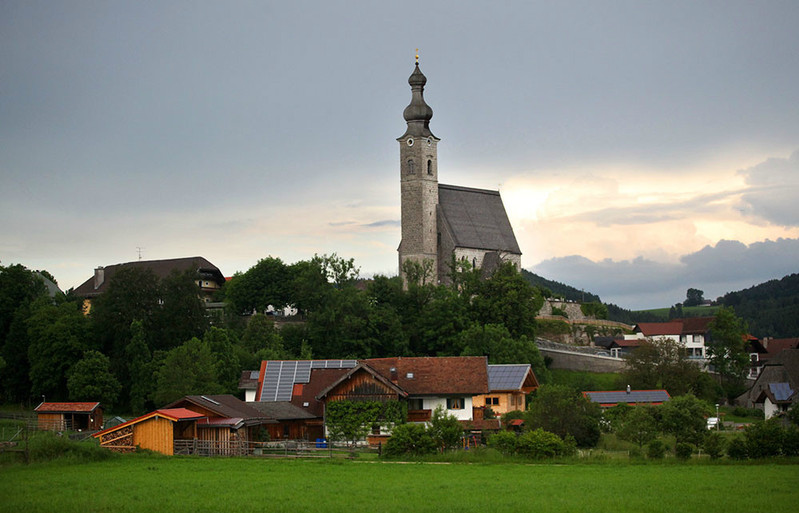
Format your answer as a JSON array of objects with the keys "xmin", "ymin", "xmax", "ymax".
[{"xmin": 1, "ymin": 455, "xmax": 797, "ymax": 513}]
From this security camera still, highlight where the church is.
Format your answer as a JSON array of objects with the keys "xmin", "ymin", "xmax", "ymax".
[{"xmin": 398, "ymin": 59, "xmax": 522, "ymax": 286}]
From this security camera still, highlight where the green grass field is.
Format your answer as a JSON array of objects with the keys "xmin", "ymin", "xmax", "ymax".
[{"xmin": 1, "ymin": 456, "xmax": 797, "ymax": 513}]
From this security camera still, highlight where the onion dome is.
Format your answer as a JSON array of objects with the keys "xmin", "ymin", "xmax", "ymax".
[{"xmin": 400, "ymin": 62, "xmax": 436, "ymax": 139}]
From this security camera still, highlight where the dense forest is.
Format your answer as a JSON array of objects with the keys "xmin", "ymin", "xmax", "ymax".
[{"xmin": 717, "ymin": 273, "xmax": 799, "ymax": 338}]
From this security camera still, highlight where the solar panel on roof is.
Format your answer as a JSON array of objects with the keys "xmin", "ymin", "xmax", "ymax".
[{"xmin": 258, "ymin": 360, "xmax": 358, "ymax": 402}]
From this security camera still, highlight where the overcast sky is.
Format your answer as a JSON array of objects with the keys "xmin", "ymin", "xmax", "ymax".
[{"xmin": 2, "ymin": 1, "xmax": 798, "ymax": 309}]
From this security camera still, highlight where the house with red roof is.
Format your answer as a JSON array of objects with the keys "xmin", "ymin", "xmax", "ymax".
[
  {"xmin": 244, "ymin": 356, "xmax": 532, "ymax": 445},
  {"xmin": 629, "ymin": 317, "xmax": 715, "ymax": 360},
  {"xmin": 34, "ymin": 402, "xmax": 103, "ymax": 431}
]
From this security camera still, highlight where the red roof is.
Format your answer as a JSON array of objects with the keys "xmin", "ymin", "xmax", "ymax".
[
  {"xmin": 35, "ymin": 402, "xmax": 101, "ymax": 413},
  {"xmin": 635, "ymin": 322, "xmax": 683, "ymax": 337},
  {"xmin": 363, "ymin": 356, "xmax": 489, "ymax": 396},
  {"xmin": 93, "ymin": 408, "xmax": 204, "ymax": 438}
]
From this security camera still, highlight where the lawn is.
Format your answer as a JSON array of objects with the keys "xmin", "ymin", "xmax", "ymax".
[{"xmin": 1, "ymin": 456, "xmax": 797, "ymax": 513}]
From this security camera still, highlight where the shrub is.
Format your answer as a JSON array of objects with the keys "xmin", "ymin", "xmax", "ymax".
[
  {"xmin": 703, "ymin": 431, "xmax": 727, "ymax": 459},
  {"xmin": 488, "ymin": 431, "xmax": 518, "ymax": 456},
  {"xmin": 744, "ymin": 419, "xmax": 784, "ymax": 458},
  {"xmin": 727, "ymin": 437, "xmax": 748, "ymax": 460},
  {"xmin": 28, "ymin": 432, "xmax": 114, "ymax": 463},
  {"xmin": 675, "ymin": 442, "xmax": 693, "ymax": 460},
  {"xmin": 382, "ymin": 423, "xmax": 436, "ymax": 457},
  {"xmin": 646, "ymin": 439, "xmax": 666, "ymax": 459},
  {"xmin": 517, "ymin": 428, "xmax": 565, "ymax": 459}
]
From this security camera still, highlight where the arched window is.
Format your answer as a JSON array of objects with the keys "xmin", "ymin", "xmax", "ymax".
[
  {"xmin": 407, "ymin": 159, "xmax": 415, "ymax": 174},
  {"xmin": 427, "ymin": 159, "xmax": 433, "ymax": 175}
]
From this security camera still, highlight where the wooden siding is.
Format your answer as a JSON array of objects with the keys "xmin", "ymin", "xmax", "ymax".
[
  {"xmin": 325, "ymin": 372, "xmax": 400, "ymax": 402},
  {"xmin": 133, "ymin": 417, "xmax": 175, "ymax": 455}
]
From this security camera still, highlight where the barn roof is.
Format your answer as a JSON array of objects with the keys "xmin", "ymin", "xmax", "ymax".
[
  {"xmin": 437, "ymin": 184, "xmax": 521, "ymax": 254},
  {"xmin": 35, "ymin": 402, "xmax": 101, "ymax": 413}
]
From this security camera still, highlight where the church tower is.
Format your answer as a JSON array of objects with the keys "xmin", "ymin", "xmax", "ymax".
[{"xmin": 398, "ymin": 58, "xmax": 440, "ymax": 285}]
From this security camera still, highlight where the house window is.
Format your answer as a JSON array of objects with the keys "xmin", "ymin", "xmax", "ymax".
[
  {"xmin": 408, "ymin": 398, "xmax": 424, "ymax": 410},
  {"xmin": 447, "ymin": 398, "xmax": 464, "ymax": 410}
]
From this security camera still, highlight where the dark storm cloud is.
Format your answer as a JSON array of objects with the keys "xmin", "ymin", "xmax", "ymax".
[{"xmin": 532, "ymin": 238, "xmax": 799, "ymax": 309}]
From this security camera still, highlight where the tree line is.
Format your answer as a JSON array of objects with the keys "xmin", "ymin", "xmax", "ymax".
[{"xmin": 0, "ymin": 256, "xmax": 551, "ymax": 413}]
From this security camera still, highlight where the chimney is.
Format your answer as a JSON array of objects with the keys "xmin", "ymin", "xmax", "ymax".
[
  {"xmin": 626, "ymin": 385, "xmax": 631, "ymax": 395},
  {"xmin": 94, "ymin": 267, "xmax": 105, "ymax": 290}
]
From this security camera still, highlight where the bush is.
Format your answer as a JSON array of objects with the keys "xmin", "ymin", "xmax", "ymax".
[
  {"xmin": 488, "ymin": 431, "xmax": 518, "ymax": 456},
  {"xmin": 675, "ymin": 442, "xmax": 693, "ymax": 460},
  {"xmin": 382, "ymin": 423, "xmax": 436, "ymax": 457},
  {"xmin": 727, "ymin": 437, "xmax": 748, "ymax": 460},
  {"xmin": 744, "ymin": 419, "xmax": 784, "ymax": 458},
  {"xmin": 703, "ymin": 431, "xmax": 726, "ymax": 459},
  {"xmin": 647, "ymin": 439, "xmax": 666, "ymax": 459},
  {"xmin": 517, "ymin": 429, "xmax": 566, "ymax": 459}
]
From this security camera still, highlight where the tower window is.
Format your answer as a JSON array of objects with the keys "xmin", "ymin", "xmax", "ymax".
[
  {"xmin": 427, "ymin": 159, "xmax": 432, "ymax": 175},
  {"xmin": 407, "ymin": 159, "xmax": 415, "ymax": 174}
]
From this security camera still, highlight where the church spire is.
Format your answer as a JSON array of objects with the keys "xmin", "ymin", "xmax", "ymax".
[{"xmin": 401, "ymin": 56, "xmax": 435, "ymax": 138}]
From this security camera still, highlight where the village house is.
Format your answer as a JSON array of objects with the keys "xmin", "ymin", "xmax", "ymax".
[
  {"xmin": 244, "ymin": 356, "xmax": 539, "ymax": 445},
  {"xmin": 72, "ymin": 256, "xmax": 225, "ymax": 312}
]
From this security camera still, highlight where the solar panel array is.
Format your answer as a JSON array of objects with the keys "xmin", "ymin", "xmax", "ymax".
[
  {"xmin": 585, "ymin": 390, "xmax": 671, "ymax": 404},
  {"xmin": 769, "ymin": 382, "xmax": 794, "ymax": 402},
  {"xmin": 487, "ymin": 364, "xmax": 529, "ymax": 391},
  {"xmin": 260, "ymin": 360, "xmax": 357, "ymax": 402}
]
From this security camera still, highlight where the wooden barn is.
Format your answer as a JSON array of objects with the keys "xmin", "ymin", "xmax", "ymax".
[
  {"xmin": 34, "ymin": 402, "xmax": 103, "ymax": 431},
  {"xmin": 164, "ymin": 394, "xmax": 276, "ymax": 443},
  {"xmin": 93, "ymin": 408, "xmax": 203, "ymax": 455}
]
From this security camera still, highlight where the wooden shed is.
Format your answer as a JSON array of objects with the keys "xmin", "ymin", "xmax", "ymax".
[
  {"xmin": 34, "ymin": 402, "xmax": 103, "ymax": 431},
  {"xmin": 92, "ymin": 408, "xmax": 203, "ymax": 455}
]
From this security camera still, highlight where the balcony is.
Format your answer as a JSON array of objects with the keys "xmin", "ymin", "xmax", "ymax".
[{"xmin": 407, "ymin": 409, "xmax": 431, "ymax": 422}]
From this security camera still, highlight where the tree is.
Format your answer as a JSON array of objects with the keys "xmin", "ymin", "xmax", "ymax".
[
  {"xmin": 0, "ymin": 264, "xmax": 48, "ymax": 401},
  {"xmin": 658, "ymin": 394, "xmax": 710, "ymax": 446},
  {"xmin": 125, "ymin": 320, "xmax": 153, "ymax": 413},
  {"xmin": 67, "ymin": 350, "xmax": 121, "ymax": 406},
  {"xmin": 27, "ymin": 298, "xmax": 91, "ymax": 401},
  {"xmin": 620, "ymin": 337, "xmax": 717, "ymax": 399},
  {"xmin": 525, "ymin": 384, "xmax": 601, "ymax": 447},
  {"xmin": 225, "ymin": 257, "xmax": 294, "ymax": 315},
  {"xmin": 152, "ymin": 338, "xmax": 223, "ymax": 405},
  {"xmin": 684, "ymin": 288, "xmax": 705, "ymax": 307},
  {"xmin": 616, "ymin": 405, "xmax": 659, "ymax": 448},
  {"xmin": 707, "ymin": 306, "xmax": 749, "ymax": 400},
  {"xmin": 428, "ymin": 406, "xmax": 463, "ymax": 451}
]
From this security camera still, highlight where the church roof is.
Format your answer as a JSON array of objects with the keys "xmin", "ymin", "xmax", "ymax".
[{"xmin": 438, "ymin": 184, "xmax": 521, "ymax": 255}]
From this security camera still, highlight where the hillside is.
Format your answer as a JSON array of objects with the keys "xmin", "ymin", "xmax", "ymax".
[
  {"xmin": 718, "ymin": 273, "xmax": 799, "ymax": 338},
  {"xmin": 521, "ymin": 269, "xmax": 601, "ymax": 303}
]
